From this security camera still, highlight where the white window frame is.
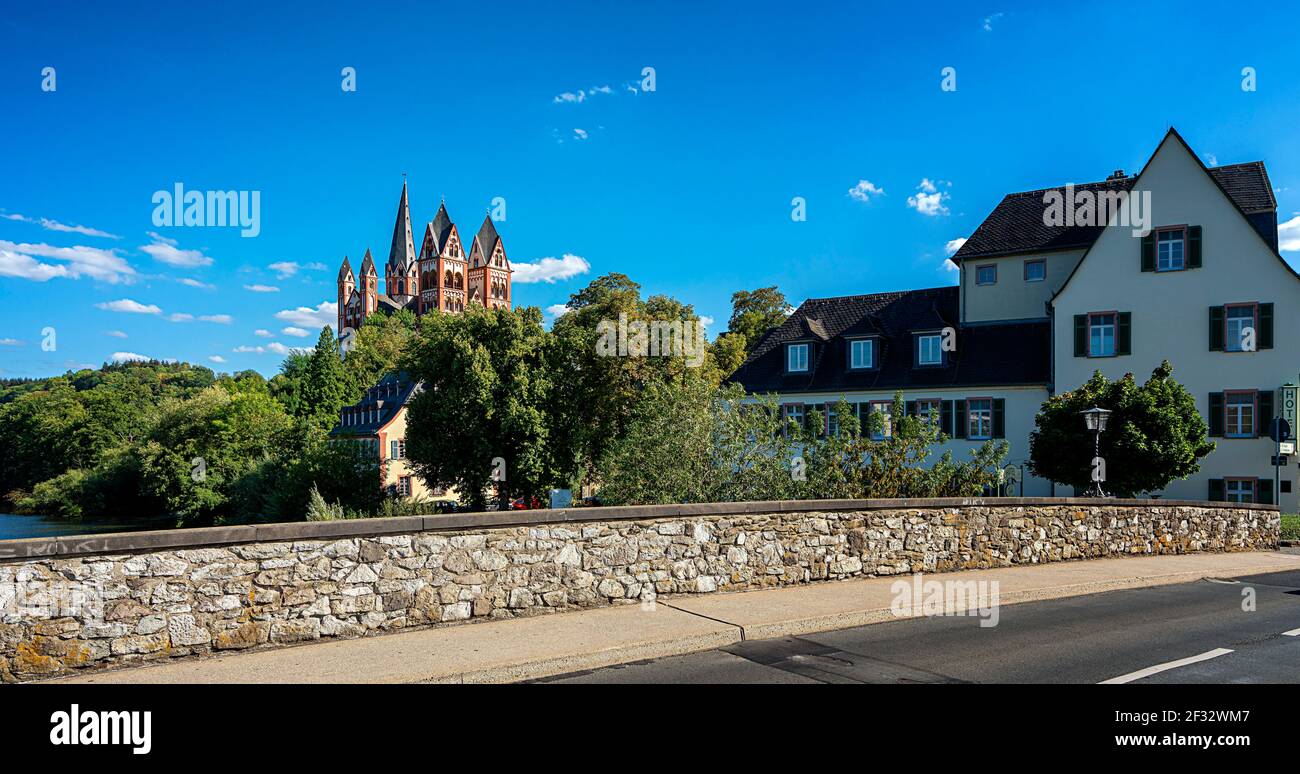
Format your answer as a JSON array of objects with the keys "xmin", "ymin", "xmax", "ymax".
[
  {"xmin": 1088, "ymin": 313, "xmax": 1117, "ymax": 358},
  {"xmin": 849, "ymin": 338, "xmax": 874, "ymax": 370},
  {"xmin": 1225, "ymin": 478, "xmax": 1255, "ymax": 504},
  {"xmin": 1224, "ymin": 305, "xmax": 1256, "ymax": 353},
  {"xmin": 1157, "ymin": 228, "xmax": 1185, "ymax": 272},
  {"xmin": 1225, "ymin": 392, "xmax": 1255, "ymax": 438},
  {"xmin": 917, "ymin": 334, "xmax": 943, "ymax": 366},
  {"xmin": 915, "ymin": 398, "xmax": 942, "ymax": 428},
  {"xmin": 1024, "ymin": 259, "xmax": 1046, "ymax": 282},
  {"xmin": 967, "ymin": 398, "xmax": 993, "ymax": 440},
  {"xmin": 868, "ymin": 400, "xmax": 892, "ymax": 440},
  {"xmin": 787, "ymin": 343, "xmax": 810, "ymax": 373},
  {"xmin": 975, "ymin": 264, "xmax": 997, "ymax": 286}
]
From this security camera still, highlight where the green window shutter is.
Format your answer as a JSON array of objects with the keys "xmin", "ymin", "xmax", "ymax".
[
  {"xmin": 1188, "ymin": 225, "xmax": 1203, "ymax": 268},
  {"xmin": 1259, "ymin": 303, "xmax": 1274, "ymax": 349},
  {"xmin": 1257, "ymin": 481, "xmax": 1273, "ymax": 505},
  {"xmin": 1118, "ymin": 312, "xmax": 1132, "ymax": 356},
  {"xmin": 954, "ymin": 400, "xmax": 967, "ymax": 439},
  {"xmin": 992, "ymin": 398, "xmax": 1006, "ymax": 439},
  {"xmin": 940, "ymin": 400, "xmax": 953, "ymax": 437},
  {"xmin": 1209, "ymin": 306, "xmax": 1224, "ymax": 351},
  {"xmin": 1207, "ymin": 478, "xmax": 1225, "ymax": 502},
  {"xmin": 1208, "ymin": 392, "xmax": 1224, "ymax": 436},
  {"xmin": 1258, "ymin": 390, "xmax": 1274, "ymax": 437},
  {"xmin": 1074, "ymin": 314, "xmax": 1087, "ymax": 357},
  {"xmin": 1141, "ymin": 232, "xmax": 1155, "ymax": 271}
]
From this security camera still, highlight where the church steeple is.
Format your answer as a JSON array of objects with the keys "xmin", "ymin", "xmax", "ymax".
[
  {"xmin": 337, "ymin": 255, "xmax": 354, "ymax": 333},
  {"xmin": 387, "ymin": 179, "xmax": 417, "ymax": 274}
]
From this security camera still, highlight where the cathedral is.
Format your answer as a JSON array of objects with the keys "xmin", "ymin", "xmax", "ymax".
[{"xmin": 336, "ymin": 181, "xmax": 513, "ymax": 348}]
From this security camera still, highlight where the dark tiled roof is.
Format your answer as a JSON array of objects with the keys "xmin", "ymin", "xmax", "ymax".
[
  {"xmin": 728, "ymin": 287, "xmax": 1050, "ymax": 394},
  {"xmin": 375, "ymin": 294, "xmax": 417, "ymax": 315},
  {"xmin": 329, "ymin": 373, "xmax": 422, "ymax": 438},
  {"xmin": 387, "ymin": 181, "xmax": 417, "ymax": 272},
  {"xmin": 429, "ymin": 202, "xmax": 455, "ymax": 253},
  {"xmin": 953, "ymin": 162, "xmax": 1276, "ymax": 262},
  {"xmin": 470, "ymin": 214, "xmax": 501, "ymax": 264}
]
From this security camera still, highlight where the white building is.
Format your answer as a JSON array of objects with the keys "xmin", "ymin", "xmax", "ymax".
[{"xmin": 730, "ymin": 129, "xmax": 1294, "ymax": 508}]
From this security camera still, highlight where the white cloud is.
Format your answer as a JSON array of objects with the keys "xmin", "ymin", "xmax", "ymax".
[
  {"xmin": 233, "ymin": 345, "xmax": 264, "ymax": 354},
  {"xmin": 96, "ymin": 298, "xmax": 161, "ymax": 315},
  {"xmin": 573, "ymin": 128, "xmax": 589, "ymax": 140},
  {"xmin": 699, "ymin": 315, "xmax": 714, "ymax": 328},
  {"xmin": 0, "ymin": 240, "xmax": 136, "ymax": 283},
  {"xmin": 209, "ymin": 355, "xmax": 227, "ymax": 364},
  {"xmin": 281, "ymin": 326, "xmax": 310, "ymax": 337},
  {"xmin": 244, "ymin": 284, "xmax": 280, "ymax": 293},
  {"xmin": 267, "ymin": 341, "xmax": 307, "ymax": 355},
  {"xmin": 554, "ymin": 91, "xmax": 586, "ymax": 104},
  {"xmin": 847, "ymin": 180, "xmax": 885, "ymax": 202},
  {"xmin": 168, "ymin": 313, "xmax": 194, "ymax": 322},
  {"xmin": 0, "ymin": 211, "xmax": 120, "ymax": 239},
  {"xmin": 983, "ymin": 12, "xmax": 1005, "ymax": 31},
  {"xmin": 200, "ymin": 314, "xmax": 232, "ymax": 324},
  {"xmin": 1204, "ymin": 153, "xmax": 1219, "ymax": 167},
  {"xmin": 1278, "ymin": 215, "xmax": 1300, "ymax": 252},
  {"xmin": 254, "ymin": 329, "xmax": 273, "ymax": 338},
  {"xmin": 545, "ymin": 304, "xmax": 570, "ymax": 318},
  {"xmin": 105, "ymin": 330, "xmax": 128, "ymax": 338},
  {"xmin": 0, "ymin": 338, "xmax": 22, "ymax": 346},
  {"xmin": 944, "ymin": 237, "xmax": 968, "ymax": 256},
  {"xmin": 512, "ymin": 254, "xmax": 591, "ymax": 284},
  {"xmin": 145, "ymin": 231, "xmax": 178, "ymax": 246},
  {"xmin": 275, "ymin": 301, "xmax": 336, "ymax": 328},
  {"xmin": 266, "ymin": 261, "xmax": 326, "ymax": 278},
  {"xmin": 907, "ymin": 179, "xmax": 951, "ymax": 217},
  {"xmin": 942, "ymin": 258, "xmax": 960, "ymax": 274},
  {"xmin": 179, "ymin": 277, "xmax": 215, "ymax": 289},
  {"xmin": 140, "ymin": 235, "xmax": 213, "ymax": 267},
  {"xmin": 110, "ymin": 351, "xmax": 152, "ymax": 363}
]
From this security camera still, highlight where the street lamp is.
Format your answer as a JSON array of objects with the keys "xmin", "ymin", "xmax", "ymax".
[{"xmin": 1080, "ymin": 407, "xmax": 1111, "ymax": 497}]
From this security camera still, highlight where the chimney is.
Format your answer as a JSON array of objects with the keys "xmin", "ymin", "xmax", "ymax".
[{"xmin": 1106, "ymin": 169, "xmax": 1126, "ymax": 181}]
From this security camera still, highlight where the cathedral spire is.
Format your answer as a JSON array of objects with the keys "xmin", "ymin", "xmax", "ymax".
[{"xmin": 387, "ymin": 179, "xmax": 417, "ymax": 273}]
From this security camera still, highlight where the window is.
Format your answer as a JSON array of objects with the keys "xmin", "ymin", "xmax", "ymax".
[
  {"xmin": 916, "ymin": 334, "xmax": 943, "ymax": 366},
  {"xmin": 782, "ymin": 403, "xmax": 805, "ymax": 432},
  {"xmin": 826, "ymin": 404, "xmax": 840, "ymax": 436},
  {"xmin": 967, "ymin": 399, "xmax": 993, "ymax": 440},
  {"xmin": 868, "ymin": 400, "xmax": 892, "ymax": 440},
  {"xmin": 1024, "ymin": 259, "xmax": 1046, "ymax": 282},
  {"xmin": 1088, "ymin": 313, "xmax": 1117, "ymax": 357},
  {"xmin": 1225, "ymin": 305, "xmax": 1256, "ymax": 352},
  {"xmin": 976, "ymin": 265, "xmax": 997, "ymax": 285},
  {"xmin": 389, "ymin": 439, "xmax": 405, "ymax": 459},
  {"xmin": 915, "ymin": 399, "xmax": 941, "ymax": 427},
  {"xmin": 787, "ymin": 343, "xmax": 809, "ymax": 372},
  {"xmin": 1157, "ymin": 228, "xmax": 1185, "ymax": 271},
  {"xmin": 848, "ymin": 339, "xmax": 874, "ymax": 369},
  {"xmin": 1225, "ymin": 392, "xmax": 1256, "ymax": 438},
  {"xmin": 397, "ymin": 476, "xmax": 411, "ymax": 497},
  {"xmin": 1225, "ymin": 478, "xmax": 1255, "ymax": 504}
]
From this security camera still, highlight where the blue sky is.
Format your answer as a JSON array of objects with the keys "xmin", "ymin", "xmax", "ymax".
[{"xmin": 3, "ymin": 0, "xmax": 1300, "ymax": 378}]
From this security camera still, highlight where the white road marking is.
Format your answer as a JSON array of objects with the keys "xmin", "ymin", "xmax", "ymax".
[
  {"xmin": 1099, "ymin": 648, "xmax": 1235, "ymax": 684},
  {"xmin": 1283, "ymin": 627, "xmax": 1300, "ymax": 637}
]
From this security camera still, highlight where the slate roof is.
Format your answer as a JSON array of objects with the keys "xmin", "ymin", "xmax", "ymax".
[
  {"xmin": 387, "ymin": 181, "xmax": 417, "ymax": 272},
  {"xmin": 328, "ymin": 373, "xmax": 422, "ymax": 438},
  {"xmin": 952, "ymin": 162, "xmax": 1277, "ymax": 262},
  {"xmin": 470, "ymin": 214, "xmax": 501, "ymax": 264},
  {"xmin": 338, "ymin": 255, "xmax": 353, "ymax": 281},
  {"xmin": 428, "ymin": 202, "xmax": 455, "ymax": 254},
  {"xmin": 727, "ymin": 286, "xmax": 1050, "ymax": 394}
]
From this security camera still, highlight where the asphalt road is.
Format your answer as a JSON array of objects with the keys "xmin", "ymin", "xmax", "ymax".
[{"xmin": 541, "ymin": 568, "xmax": 1300, "ymax": 684}]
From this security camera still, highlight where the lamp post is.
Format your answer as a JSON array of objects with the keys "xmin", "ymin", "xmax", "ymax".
[{"xmin": 1080, "ymin": 407, "xmax": 1111, "ymax": 497}]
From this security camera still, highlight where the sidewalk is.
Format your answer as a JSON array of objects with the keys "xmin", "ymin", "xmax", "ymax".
[{"xmin": 46, "ymin": 551, "xmax": 1300, "ymax": 684}]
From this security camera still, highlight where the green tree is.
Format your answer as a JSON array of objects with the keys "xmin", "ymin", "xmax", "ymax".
[
  {"xmin": 1027, "ymin": 361, "xmax": 1215, "ymax": 497},
  {"xmin": 298, "ymin": 327, "xmax": 354, "ymax": 432},
  {"xmin": 403, "ymin": 305, "xmax": 564, "ymax": 510},
  {"xmin": 726, "ymin": 286, "xmax": 790, "ymax": 355}
]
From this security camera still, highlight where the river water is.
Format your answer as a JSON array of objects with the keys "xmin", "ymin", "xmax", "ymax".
[{"xmin": 0, "ymin": 513, "xmax": 153, "ymax": 541}]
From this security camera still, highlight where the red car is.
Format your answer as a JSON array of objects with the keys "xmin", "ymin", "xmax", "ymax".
[{"xmin": 509, "ymin": 496, "xmax": 544, "ymax": 510}]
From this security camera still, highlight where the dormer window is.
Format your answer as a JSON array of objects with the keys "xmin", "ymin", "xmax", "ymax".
[
  {"xmin": 848, "ymin": 338, "xmax": 875, "ymax": 370},
  {"xmin": 916, "ymin": 334, "xmax": 943, "ymax": 366},
  {"xmin": 786, "ymin": 343, "xmax": 809, "ymax": 372}
]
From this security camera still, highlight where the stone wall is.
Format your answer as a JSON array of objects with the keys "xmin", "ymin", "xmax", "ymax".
[{"xmin": 0, "ymin": 497, "xmax": 1278, "ymax": 682}]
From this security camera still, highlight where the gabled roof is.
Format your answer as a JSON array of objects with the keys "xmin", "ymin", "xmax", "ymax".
[
  {"xmin": 429, "ymin": 201, "xmax": 455, "ymax": 254},
  {"xmin": 470, "ymin": 214, "xmax": 502, "ymax": 264},
  {"xmin": 728, "ymin": 286, "xmax": 1050, "ymax": 393},
  {"xmin": 387, "ymin": 181, "xmax": 417, "ymax": 272},
  {"xmin": 952, "ymin": 149, "xmax": 1277, "ymax": 263},
  {"xmin": 328, "ymin": 372, "xmax": 423, "ymax": 438},
  {"xmin": 338, "ymin": 255, "xmax": 353, "ymax": 282}
]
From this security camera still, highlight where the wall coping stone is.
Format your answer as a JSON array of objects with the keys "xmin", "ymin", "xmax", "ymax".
[{"xmin": 0, "ymin": 497, "xmax": 1276, "ymax": 562}]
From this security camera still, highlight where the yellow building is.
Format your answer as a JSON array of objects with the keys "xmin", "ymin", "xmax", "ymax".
[{"xmin": 327, "ymin": 373, "xmax": 456, "ymax": 505}]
